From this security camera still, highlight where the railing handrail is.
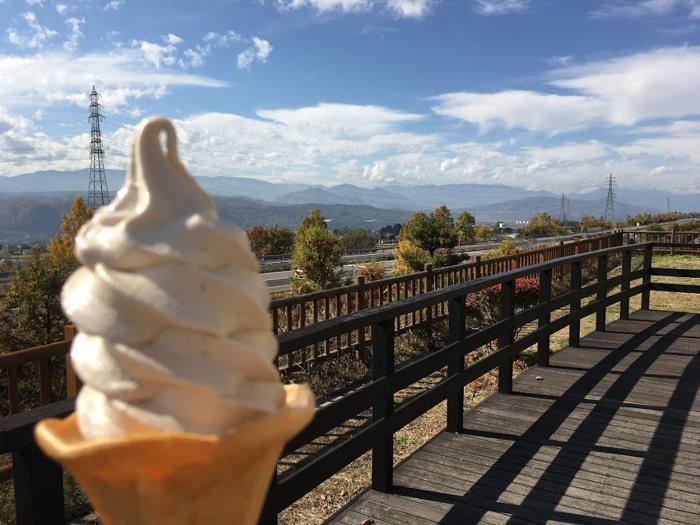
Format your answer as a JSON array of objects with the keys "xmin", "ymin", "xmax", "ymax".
[
  {"xmin": 277, "ymin": 242, "xmax": 643, "ymax": 354},
  {"xmin": 0, "ymin": 340, "xmax": 71, "ymax": 369}
]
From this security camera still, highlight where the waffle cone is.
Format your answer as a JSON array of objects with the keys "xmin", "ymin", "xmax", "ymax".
[{"xmin": 35, "ymin": 385, "xmax": 314, "ymax": 525}]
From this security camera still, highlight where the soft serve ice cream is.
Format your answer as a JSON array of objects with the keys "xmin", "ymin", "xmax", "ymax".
[{"xmin": 62, "ymin": 117, "xmax": 286, "ymax": 438}]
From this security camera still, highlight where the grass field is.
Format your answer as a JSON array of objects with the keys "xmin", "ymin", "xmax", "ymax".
[{"xmin": 0, "ymin": 254, "xmax": 697, "ymax": 525}]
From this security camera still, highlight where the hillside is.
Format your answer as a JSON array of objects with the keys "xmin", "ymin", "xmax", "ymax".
[
  {"xmin": 0, "ymin": 193, "xmax": 414, "ymax": 243},
  {"xmin": 471, "ymin": 196, "xmax": 660, "ymax": 222}
]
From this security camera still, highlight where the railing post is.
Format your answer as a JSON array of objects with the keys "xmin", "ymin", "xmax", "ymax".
[
  {"xmin": 498, "ymin": 279, "xmax": 515, "ymax": 394},
  {"xmin": 537, "ymin": 268, "xmax": 552, "ymax": 367},
  {"xmin": 670, "ymin": 227, "xmax": 675, "ymax": 256},
  {"xmin": 13, "ymin": 441, "xmax": 64, "ymax": 525},
  {"xmin": 596, "ymin": 254, "xmax": 608, "ymax": 332},
  {"xmin": 372, "ymin": 318, "xmax": 394, "ymax": 493},
  {"xmin": 447, "ymin": 295, "xmax": 466, "ymax": 432},
  {"xmin": 63, "ymin": 325, "xmax": 81, "ymax": 398},
  {"xmin": 570, "ymin": 261, "xmax": 582, "ymax": 347},
  {"xmin": 620, "ymin": 249, "xmax": 631, "ymax": 320},
  {"xmin": 356, "ymin": 276, "xmax": 366, "ymax": 346},
  {"xmin": 424, "ymin": 263, "xmax": 434, "ymax": 329},
  {"xmin": 474, "ymin": 256, "xmax": 482, "ymax": 279},
  {"xmin": 641, "ymin": 244, "xmax": 652, "ymax": 310}
]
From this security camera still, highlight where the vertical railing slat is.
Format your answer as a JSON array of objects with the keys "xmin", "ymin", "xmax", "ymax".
[
  {"xmin": 596, "ymin": 254, "xmax": 608, "ymax": 332},
  {"xmin": 570, "ymin": 261, "xmax": 582, "ymax": 347},
  {"xmin": 537, "ymin": 268, "xmax": 552, "ymax": 367},
  {"xmin": 620, "ymin": 249, "xmax": 631, "ymax": 320},
  {"xmin": 498, "ymin": 279, "xmax": 515, "ymax": 394},
  {"xmin": 641, "ymin": 244, "xmax": 653, "ymax": 310},
  {"xmin": 372, "ymin": 318, "xmax": 395, "ymax": 492},
  {"xmin": 447, "ymin": 294, "xmax": 467, "ymax": 432}
]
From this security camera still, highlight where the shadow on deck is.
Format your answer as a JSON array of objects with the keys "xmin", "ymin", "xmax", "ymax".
[{"xmin": 328, "ymin": 309, "xmax": 700, "ymax": 525}]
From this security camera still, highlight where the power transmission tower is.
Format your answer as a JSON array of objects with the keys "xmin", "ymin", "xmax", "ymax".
[
  {"xmin": 667, "ymin": 196, "xmax": 671, "ymax": 212},
  {"xmin": 88, "ymin": 85, "xmax": 110, "ymax": 210},
  {"xmin": 560, "ymin": 193, "xmax": 567, "ymax": 224},
  {"xmin": 604, "ymin": 173, "xmax": 616, "ymax": 223}
]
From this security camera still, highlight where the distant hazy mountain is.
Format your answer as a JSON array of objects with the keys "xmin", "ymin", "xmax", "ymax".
[
  {"xmin": 575, "ymin": 187, "xmax": 700, "ymax": 213},
  {"xmin": 471, "ymin": 196, "xmax": 661, "ymax": 222},
  {"xmin": 0, "ymin": 193, "xmax": 414, "ymax": 243},
  {"xmin": 388, "ymin": 183, "xmax": 556, "ymax": 211},
  {"xmin": 214, "ymin": 197, "xmax": 413, "ymax": 230},
  {"xmin": 0, "ymin": 169, "xmax": 126, "ymax": 194},
  {"xmin": 1, "ymin": 170, "xmax": 552, "ymax": 210}
]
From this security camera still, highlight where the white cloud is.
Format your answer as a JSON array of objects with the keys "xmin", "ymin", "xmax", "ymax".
[
  {"xmin": 274, "ymin": 0, "xmax": 372, "ymax": 14},
  {"xmin": 272, "ymin": 0, "xmax": 436, "ymax": 18},
  {"xmin": 0, "ymin": 50, "xmax": 226, "ymax": 112},
  {"xmin": 473, "ymin": 0, "xmax": 530, "ymax": 15},
  {"xmin": 258, "ymin": 103, "xmax": 423, "ymax": 136},
  {"xmin": 552, "ymin": 46, "xmax": 700, "ymax": 125},
  {"xmin": 25, "ymin": 0, "xmax": 44, "ymax": 6},
  {"xmin": 132, "ymin": 39, "xmax": 178, "ymax": 68},
  {"xmin": 203, "ymin": 30, "xmax": 242, "ymax": 46},
  {"xmin": 7, "ymin": 11, "xmax": 58, "ymax": 49},
  {"xmin": 164, "ymin": 33, "xmax": 184, "ymax": 45},
  {"xmin": 433, "ymin": 47, "xmax": 700, "ymax": 133},
  {"xmin": 591, "ymin": 0, "xmax": 700, "ymax": 19},
  {"xmin": 180, "ymin": 31, "xmax": 241, "ymax": 69},
  {"xmin": 526, "ymin": 141, "xmax": 611, "ymax": 163},
  {"xmin": 55, "ymin": 4, "xmax": 67, "ymax": 14},
  {"xmin": 362, "ymin": 161, "xmax": 394, "ymax": 182},
  {"xmin": 63, "ymin": 17, "xmax": 84, "ymax": 53},
  {"xmin": 104, "ymin": 0, "xmax": 125, "ymax": 11},
  {"xmin": 439, "ymin": 157, "xmax": 460, "ymax": 172},
  {"xmin": 237, "ymin": 37, "xmax": 273, "ymax": 70},
  {"xmin": 386, "ymin": 0, "xmax": 434, "ymax": 19},
  {"xmin": 431, "ymin": 90, "xmax": 605, "ymax": 133}
]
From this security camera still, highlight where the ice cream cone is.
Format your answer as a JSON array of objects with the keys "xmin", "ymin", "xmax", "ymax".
[{"xmin": 35, "ymin": 384, "xmax": 314, "ymax": 525}]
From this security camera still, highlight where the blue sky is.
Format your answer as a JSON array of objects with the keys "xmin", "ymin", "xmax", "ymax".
[{"xmin": 0, "ymin": 0, "xmax": 699, "ymax": 193}]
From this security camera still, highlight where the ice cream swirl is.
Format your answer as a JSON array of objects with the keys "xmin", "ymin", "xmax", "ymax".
[{"xmin": 63, "ymin": 117, "xmax": 285, "ymax": 438}]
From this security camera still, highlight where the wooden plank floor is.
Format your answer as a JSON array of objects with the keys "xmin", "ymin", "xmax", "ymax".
[{"xmin": 327, "ymin": 310, "xmax": 700, "ymax": 525}]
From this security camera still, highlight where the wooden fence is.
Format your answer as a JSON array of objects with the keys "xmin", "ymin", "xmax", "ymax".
[
  {"xmin": 625, "ymin": 230, "xmax": 700, "ymax": 247},
  {"xmin": 270, "ymin": 231, "xmax": 622, "ymax": 370},
  {"xmin": 0, "ymin": 231, "xmax": 622, "ymax": 421},
  {"xmin": 3, "ymin": 241, "xmax": 699, "ymax": 524}
]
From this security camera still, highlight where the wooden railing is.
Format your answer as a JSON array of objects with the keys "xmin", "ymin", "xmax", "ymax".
[
  {"xmin": 625, "ymin": 230, "xmax": 700, "ymax": 246},
  {"xmin": 3, "ymin": 240, "xmax": 697, "ymax": 524},
  {"xmin": 0, "ymin": 232, "xmax": 622, "ymax": 420},
  {"xmin": 270, "ymin": 231, "xmax": 622, "ymax": 370}
]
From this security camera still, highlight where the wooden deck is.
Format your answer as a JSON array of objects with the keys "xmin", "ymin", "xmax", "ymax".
[{"xmin": 328, "ymin": 309, "xmax": 700, "ymax": 525}]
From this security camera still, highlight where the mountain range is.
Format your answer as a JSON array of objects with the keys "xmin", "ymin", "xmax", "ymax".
[{"xmin": 1, "ymin": 168, "xmax": 698, "ymax": 243}]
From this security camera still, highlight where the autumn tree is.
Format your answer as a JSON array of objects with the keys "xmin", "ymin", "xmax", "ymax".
[
  {"xmin": 247, "ymin": 225, "xmax": 294, "ymax": 257},
  {"xmin": 456, "ymin": 211, "xmax": 476, "ymax": 244},
  {"xmin": 47, "ymin": 196, "xmax": 93, "ymax": 268},
  {"xmin": 0, "ymin": 250, "xmax": 70, "ymax": 351},
  {"xmin": 336, "ymin": 227, "xmax": 378, "ymax": 252},
  {"xmin": 299, "ymin": 208, "xmax": 327, "ymax": 231},
  {"xmin": 475, "ymin": 224, "xmax": 492, "ymax": 242},
  {"xmin": 579, "ymin": 216, "xmax": 613, "ymax": 232},
  {"xmin": 290, "ymin": 209, "xmax": 343, "ymax": 294},
  {"xmin": 518, "ymin": 212, "xmax": 566, "ymax": 238},
  {"xmin": 399, "ymin": 206, "xmax": 457, "ymax": 257}
]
